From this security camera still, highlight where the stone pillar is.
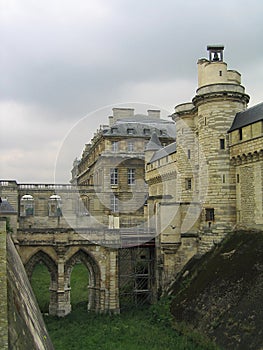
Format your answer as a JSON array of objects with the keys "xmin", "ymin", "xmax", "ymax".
[
  {"xmin": 87, "ymin": 286, "xmax": 100, "ymax": 312},
  {"xmin": 50, "ymin": 245, "xmax": 71, "ymax": 317},
  {"xmin": 0, "ymin": 220, "xmax": 8, "ymax": 350},
  {"xmin": 57, "ymin": 256, "xmax": 71, "ymax": 317}
]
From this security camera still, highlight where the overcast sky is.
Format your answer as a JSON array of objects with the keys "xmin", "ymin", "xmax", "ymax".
[{"xmin": 1, "ymin": 0, "xmax": 263, "ymax": 183}]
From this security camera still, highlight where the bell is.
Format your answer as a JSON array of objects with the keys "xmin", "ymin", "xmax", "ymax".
[{"xmin": 213, "ymin": 52, "xmax": 219, "ymax": 61}]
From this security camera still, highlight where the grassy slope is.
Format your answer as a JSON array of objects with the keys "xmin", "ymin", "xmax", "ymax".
[
  {"xmin": 31, "ymin": 263, "xmax": 217, "ymax": 350},
  {"xmin": 170, "ymin": 230, "xmax": 263, "ymax": 350}
]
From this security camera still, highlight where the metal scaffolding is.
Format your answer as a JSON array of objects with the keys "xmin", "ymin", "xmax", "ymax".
[{"xmin": 118, "ymin": 241, "xmax": 155, "ymax": 311}]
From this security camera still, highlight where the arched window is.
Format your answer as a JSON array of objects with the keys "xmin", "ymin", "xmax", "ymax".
[
  {"xmin": 48, "ymin": 195, "xmax": 62, "ymax": 217},
  {"xmin": 20, "ymin": 194, "xmax": 34, "ymax": 216}
]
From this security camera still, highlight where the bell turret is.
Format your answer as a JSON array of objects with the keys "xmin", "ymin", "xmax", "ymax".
[{"xmin": 207, "ymin": 45, "xmax": 224, "ymax": 62}]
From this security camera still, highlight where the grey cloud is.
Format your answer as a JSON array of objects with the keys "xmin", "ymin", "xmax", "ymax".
[{"xmin": 1, "ymin": 0, "xmax": 263, "ymax": 182}]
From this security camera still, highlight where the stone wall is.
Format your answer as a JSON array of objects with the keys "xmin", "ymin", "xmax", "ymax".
[
  {"xmin": 230, "ymin": 128, "xmax": 263, "ymax": 228},
  {"xmin": 7, "ymin": 234, "xmax": 54, "ymax": 350}
]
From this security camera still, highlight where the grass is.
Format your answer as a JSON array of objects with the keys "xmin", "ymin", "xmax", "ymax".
[
  {"xmin": 31, "ymin": 263, "xmax": 218, "ymax": 350},
  {"xmin": 31, "ymin": 262, "xmax": 89, "ymax": 312},
  {"xmin": 44, "ymin": 305, "xmax": 217, "ymax": 350},
  {"xmin": 69, "ymin": 263, "xmax": 89, "ymax": 309},
  {"xmin": 31, "ymin": 263, "xmax": 50, "ymax": 313}
]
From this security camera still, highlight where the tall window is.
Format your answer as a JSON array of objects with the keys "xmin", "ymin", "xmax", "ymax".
[
  {"xmin": 185, "ymin": 178, "xmax": 192, "ymax": 190},
  {"xmin": 128, "ymin": 168, "xmax": 135, "ymax": 185},
  {"xmin": 239, "ymin": 128, "xmax": 243, "ymax": 141},
  {"xmin": 187, "ymin": 149, "xmax": 191, "ymax": 159},
  {"xmin": 220, "ymin": 138, "xmax": 225, "ymax": 149},
  {"xmin": 205, "ymin": 208, "xmax": 215, "ymax": 221},
  {"xmin": 110, "ymin": 168, "xmax": 118, "ymax": 185},
  {"xmin": 110, "ymin": 194, "xmax": 119, "ymax": 212},
  {"xmin": 112, "ymin": 141, "xmax": 118, "ymax": 152},
  {"xmin": 127, "ymin": 141, "xmax": 134, "ymax": 152}
]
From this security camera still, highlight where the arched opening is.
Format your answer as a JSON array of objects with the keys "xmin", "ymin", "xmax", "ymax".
[
  {"xmin": 31, "ymin": 263, "xmax": 50, "ymax": 313},
  {"xmin": 48, "ymin": 194, "xmax": 62, "ymax": 217},
  {"xmin": 25, "ymin": 250, "xmax": 57, "ymax": 314},
  {"xmin": 65, "ymin": 250, "xmax": 101, "ymax": 312},
  {"xmin": 70, "ymin": 262, "xmax": 89, "ymax": 310},
  {"xmin": 20, "ymin": 194, "xmax": 34, "ymax": 216}
]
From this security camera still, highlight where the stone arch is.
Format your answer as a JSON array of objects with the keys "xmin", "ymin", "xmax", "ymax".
[
  {"xmin": 25, "ymin": 250, "xmax": 58, "ymax": 313},
  {"xmin": 25, "ymin": 249, "xmax": 57, "ymax": 282},
  {"xmin": 64, "ymin": 249, "xmax": 101, "ymax": 312}
]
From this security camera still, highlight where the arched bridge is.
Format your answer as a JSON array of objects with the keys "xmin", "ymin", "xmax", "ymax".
[
  {"xmin": 1, "ymin": 181, "xmax": 156, "ymax": 316},
  {"xmin": 16, "ymin": 228, "xmax": 120, "ymax": 316}
]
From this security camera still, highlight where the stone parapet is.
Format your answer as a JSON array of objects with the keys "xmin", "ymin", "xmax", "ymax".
[{"xmin": 0, "ymin": 221, "xmax": 8, "ymax": 350}]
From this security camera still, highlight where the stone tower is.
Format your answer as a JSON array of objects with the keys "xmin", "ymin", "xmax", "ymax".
[{"xmin": 173, "ymin": 45, "xmax": 250, "ymax": 236}]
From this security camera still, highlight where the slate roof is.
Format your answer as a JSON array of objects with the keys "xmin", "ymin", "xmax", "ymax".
[
  {"xmin": 103, "ymin": 114, "xmax": 176, "ymax": 139},
  {"xmin": 145, "ymin": 132, "xmax": 162, "ymax": 151},
  {"xmin": 229, "ymin": 102, "xmax": 263, "ymax": 132},
  {"xmin": 150, "ymin": 142, "xmax": 177, "ymax": 163}
]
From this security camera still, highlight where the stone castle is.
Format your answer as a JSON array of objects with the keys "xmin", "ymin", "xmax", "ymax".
[{"xmin": 1, "ymin": 45, "xmax": 263, "ymax": 347}]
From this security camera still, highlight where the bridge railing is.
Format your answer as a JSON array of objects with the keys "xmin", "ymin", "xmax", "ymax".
[
  {"xmin": 18, "ymin": 184, "xmax": 94, "ymax": 190},
  {"xmin": 16, "ymin": 226, "xmax": 157, "ymax": 247}
]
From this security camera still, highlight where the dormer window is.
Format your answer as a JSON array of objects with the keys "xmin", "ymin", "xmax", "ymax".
[
  {"xmin": 111, "ymin": 127, "xmax": 118, "ymax": 134},
  {"xmin": 144, "ymin": 128, "xmax": 150, "ymax": 135},
  {"xmin": 127, "ymin": 128, "xmax": 135, "ymax": 135}
]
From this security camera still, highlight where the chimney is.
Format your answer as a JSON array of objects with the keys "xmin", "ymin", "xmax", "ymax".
[
  {"xmin": 112, "ymin": 108, "xmax": 134, "ymax": 123},
  {"xmin": 147, "ymin": 109, "xmax": 160, "ymax": 119},
  {"xmin": 108, "ymin": 116, "xmax": 114, "ymax": 126}
]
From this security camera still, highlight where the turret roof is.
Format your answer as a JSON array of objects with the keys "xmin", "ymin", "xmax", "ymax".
[{"xmin": 145, "ymin": 132, "xmax": 162, "ymax": 151}]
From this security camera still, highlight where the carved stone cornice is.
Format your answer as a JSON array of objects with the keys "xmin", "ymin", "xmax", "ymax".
[
  {"xmin": 193, "ymin": 90, "xmax": 250, "ymax": 108},
  {"xmin": 231, "ymin": 149, "xmax": 263, "ymax": 165}
]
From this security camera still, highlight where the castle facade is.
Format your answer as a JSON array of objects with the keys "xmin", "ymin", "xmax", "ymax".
[
  {"xmin": 1, "ymin": 45, "xmax": 262, "ymax": 299},
  {"xmin": 145, "ymin": 45, "xmax": 263, "ymax": 288}
]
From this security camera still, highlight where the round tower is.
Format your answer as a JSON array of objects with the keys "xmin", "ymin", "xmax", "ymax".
[
  {"xmin": 193, "ymin": 45, "xmax": 250, "ymax": 234},
  {"xmin": 171, "ymin": 102, "xmax": 202, "ymax": 234}
]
